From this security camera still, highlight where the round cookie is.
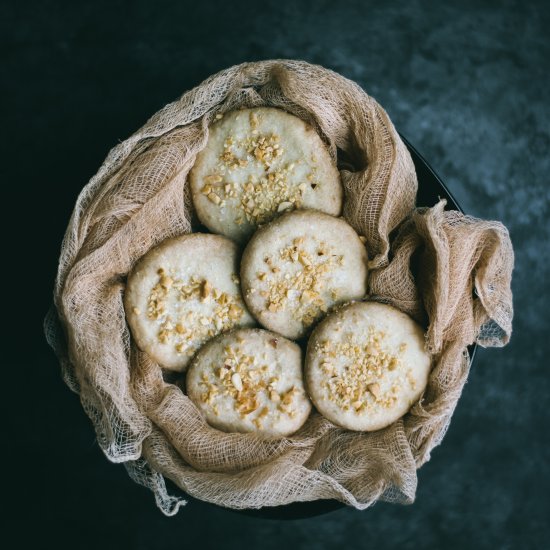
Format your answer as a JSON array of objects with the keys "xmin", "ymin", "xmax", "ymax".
[
  {"xmin": 189, "ymin": 107, "xmax": 342, "ymax": 242},
  {"xmin": 305, "ymin": 301, "xmax": 432, "ymax": 432},
  {"xmin": 186, "ymin": 328, "xmax": 311, "ymax": 436},
  {"xmin": 124, "ymin": 233, "xmax": 255, "ymax": 372},
  {"xmin": 240, "ymin": 209, "xmax": 368, "ymax": 340}
]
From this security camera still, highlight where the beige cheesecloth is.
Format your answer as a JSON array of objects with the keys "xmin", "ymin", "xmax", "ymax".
[{"xmin": 45, "ymin": 60, "xmax": 514, "ymax": 515}]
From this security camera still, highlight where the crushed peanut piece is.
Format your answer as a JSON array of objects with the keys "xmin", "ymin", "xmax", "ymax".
[
  {"xmin": 218, "ymin": 366, "xmax": 228, "ymax": 379},
  {"xmin": 201, "ymin": 280, "xmax": 211, "ymax": 300},
  {"xmin": 277, "ymin": 201, "xmax": 293, "ymax": 212},
  {"xmin": 367, "ymin": 383, "xmax": 381, "ymax": 398},
  {"xmin": 204, "ymin": 174, "xmax": 223, "ymax": 185},
  {"xmin": 231, "ymin": 372, "xmax": 243, "ymax": 392},
  {"xmin": 228, "ymin": 304, "xmax": 242, "ymax": 319},
  {"xmin": 207, "ymin": 192, "xmax": 221, "ymax": 205},
  {"xmin": 366, "ymin": 344, "xmax": 378, "ymax": 356}
]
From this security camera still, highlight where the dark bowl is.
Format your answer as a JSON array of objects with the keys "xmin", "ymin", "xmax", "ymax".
[{"xmin": 168, "ymin": 135, "xmax": 477, "ymax": 520}]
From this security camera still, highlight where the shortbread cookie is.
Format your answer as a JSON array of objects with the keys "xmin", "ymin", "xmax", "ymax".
[
  {"xmin": 305, "ymin": 301, "xmax": 431, "ymax": 431},
  {"xmin": 124, "ymin": 233, "xmax": 255, "ymax": 372},
  {"xmin": 240, "ymin": 209, "xmax": 368, "ymax": 339},
  {"xmin": 186, "ymin": 328, "xmax": 311, "ymax": 436},
  {"xmin": 189, "ymin": 107, "xmax": 342, "ymax": 242}
]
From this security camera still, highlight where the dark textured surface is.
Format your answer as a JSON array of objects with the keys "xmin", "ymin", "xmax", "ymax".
[{"xmin": 4, "ymin": 0, "xmax": 549, "ymax": 548}]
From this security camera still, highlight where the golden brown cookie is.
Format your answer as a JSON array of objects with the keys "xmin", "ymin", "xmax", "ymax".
[
  {"xmin": 124, "ymin": 233, "xmax": 255, "ymax": 372},
  {"xmin": 240, "ymin": 209, "xmax": 368, "ymax": 339},
  {"xmin": 305, "ymin": 301, "xmax": 431, "ymax": 431},
  {"xmin": 189, "ymin": 107, "xmax": 342, "ymax": 242},
  {"xmin": 186, "ymin": 328, "xmax": 311, "ymax": 436}
]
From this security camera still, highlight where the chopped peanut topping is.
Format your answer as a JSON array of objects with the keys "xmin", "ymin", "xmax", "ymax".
[
  {"xmin": 197, "ymin": 342, "xmax": 303, "ymax": 425},
  {"xmin": 316, "ymin": 328, "xmax": 413, "ymax": 413},
  {"xmin": 146, "ymin": 271, "xmax": 247, "ymax": 357},
  {"xmin": 258, "ymin": 240, "xmax": 341, "ymax": 329}
]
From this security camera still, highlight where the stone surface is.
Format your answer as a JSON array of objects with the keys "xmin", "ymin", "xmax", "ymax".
[{"xmin": 4, "ymin": 0, "xmax": 549, "ymax": 548}]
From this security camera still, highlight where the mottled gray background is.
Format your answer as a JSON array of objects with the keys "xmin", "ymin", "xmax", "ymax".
[{"xmin": 4, "ymin": 0, "xmax": 549, "ymax": 548}]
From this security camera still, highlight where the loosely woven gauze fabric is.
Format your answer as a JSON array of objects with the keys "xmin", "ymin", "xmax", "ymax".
[{"xmin": 44, "ymin": 60, "xmax": 514, "ymax": 515}]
